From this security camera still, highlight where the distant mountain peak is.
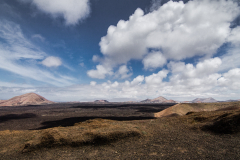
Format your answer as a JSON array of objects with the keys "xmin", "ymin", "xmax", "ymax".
[
  {"xmin": 192, "ymin": 97, "xmax": 217, "ymax": 103},
  {"xmin": 94, "ymin": 100, "xmax": 109, "ymax": 103},
  {"xmin": 152, "ymin": 96, "xmax": 168, "ymax": 101},
  {"xmin": 0, "ymin": 92, "xmax": 54, "ymax": 107},
  {"xmin": 141, "ymin": 96, "xmax": 176, "ymax": 103}
]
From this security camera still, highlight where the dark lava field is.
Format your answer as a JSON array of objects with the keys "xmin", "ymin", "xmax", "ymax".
[{"xmin": 0, "ymin": 103, "xmax": 174, "ymax": 131}]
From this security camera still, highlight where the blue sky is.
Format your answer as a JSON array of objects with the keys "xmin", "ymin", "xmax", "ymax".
[{"xmin": 0, "ymin": 0, "xmax": 240, "ymax": 102}]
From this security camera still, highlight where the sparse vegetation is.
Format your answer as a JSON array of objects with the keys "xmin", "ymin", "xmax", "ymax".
[
  {"xmin": 0, "ymin": 119, "xmax": 142, "ymax": 154},
  {"xmin": 1, "ymin": 102, "xmax": 240, "ymax": 159},
  {"xmin": 176, "ymin": 105, "xmax": 240, "ymax": 134},
  {"xmin": 155, "ymin": 101, "xmax": 240, "ymax": 117}
]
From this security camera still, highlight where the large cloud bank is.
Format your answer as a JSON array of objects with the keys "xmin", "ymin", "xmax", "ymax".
[
  {"xmin": 3, "ymin": 57, "xmax": 240, "ymax": 101},
  {"xmin": 88, "ymin": 0, "xmax": 240, "ymax": 79}
]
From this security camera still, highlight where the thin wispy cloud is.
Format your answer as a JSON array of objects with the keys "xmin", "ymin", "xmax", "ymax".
[
  {"xmin": 0, "ymin": 20, "xmax": 75, "ymax": 87},
  {"xmin": 32, "ymin": 34, "xmax": 45, "ymax": 42}
]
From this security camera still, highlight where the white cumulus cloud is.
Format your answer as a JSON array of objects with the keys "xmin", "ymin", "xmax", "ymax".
[
  {"xmin": 19, "ymin": 0, "xmax": 90, "ymax": 25},
  {"xmin": 143, "ymin": 51, "xmax": 166, "ymax": 70},
  {"xmin": 115, "ymin": 65, "xmax": 132, "ymax": 79},
  {"xmin": 218, "ymin": 68, "xmax": 240, "ymax": 89},
  {"xmin": 219, "ymin": 48, "xmax": 240, "ymax": 72},
  {"xmin": 41, "ymin": 56, "xmax": 62, "ymax": 67},
  {"xmin": 87, "ymin": 65, "xmax": 113, "ymax": 79},
  {"xmin": 145, "ymin": 69, "xmax": 168, "ymax": 85},
  {"xmin": 2, "ymin": 65, "xmax": 240, "ymax": 102},
  {"xmin": 168, "ymin": 57, "xmax": 222, "ymax": 79},
  {"xmin": 89, "ymin": 0, "xmax": 240, "ymax": 79},
  {"xmin": 146, "ymin": 0, "xmax": 239, "ymax": 60},
  {"xmin": 228, "ymin": 26, "xmax": 240, "ymax": 46},
  {"xmin": 90, "ymin": 81, "xmax": 97, "ymax": 86},
  {"xmin": 167, "ymin": 57, "xmax": 223, "ymax": 92},
  {"xmin": 131, "ymin": 75, "xmax": 144, "ymax": 85}
]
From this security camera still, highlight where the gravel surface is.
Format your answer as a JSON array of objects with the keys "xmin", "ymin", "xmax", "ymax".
[{"xmin": 0, "ymin": 103, "xmax": 240, "ymax": 159}]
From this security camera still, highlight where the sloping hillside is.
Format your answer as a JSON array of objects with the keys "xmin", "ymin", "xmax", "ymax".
[
  {"xmin": 94, "ymin": 100, "xmax": 109, "ymax": 103},
  {"xmin": 141, "ymin": 96, "xmax": 176, "ymax": 103},
  {"xmin": 0, "ymin": 100, "xmax": 7, "ymax": 104},
  {"xmin": 192, "ymin": 97, "xmax": 217, "ymax": 103},
  {"xmin": 154, "ymin": 101, "xmax": 240, "ymax": 118},
  {"xmin": 0, "ymin": 93, "xmax": 54, "ymax": 107}
]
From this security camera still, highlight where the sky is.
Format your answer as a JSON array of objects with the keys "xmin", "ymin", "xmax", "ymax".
[{"xmin": 0, "ymin": 0, "xmax": 240, "ymax": 102}]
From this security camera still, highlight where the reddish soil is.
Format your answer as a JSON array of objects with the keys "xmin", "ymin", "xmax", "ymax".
[{"xmin": 0, "ymin": 93, "xmax": 54, "ymax": 107}]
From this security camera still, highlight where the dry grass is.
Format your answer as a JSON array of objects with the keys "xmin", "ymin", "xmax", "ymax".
[
  {"xmin": 1, "ymin": 102, "xmax": 240, "ymax": 159},
  {"xmin": 0, "ymin": 119, "xmax": 142, "ymax": 154},
  {"xmin": 179, "ymin": 107, "xmax": 240, "ymax": 134},
  {"xmin": 154, "ymin": 101, "xmax": 240, "ymax": 117}
]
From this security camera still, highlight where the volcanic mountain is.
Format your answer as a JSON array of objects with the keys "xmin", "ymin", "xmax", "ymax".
[
  {"xmin": 192, "ymin": 97, "xmax": 217, "ymax": 103},
  {"xmin": 94, "ymin": 100, "xmax": 109, "ymax": 103},
  {"xmin": 0, "ymin": 100, "xmax": 7, "ymax": 103},
  {"xmin": 141, "ymin": 96, "xmax": 177, "ymax": 103},
  {"xmin": 0, "ymin": 93, "xmax": 54, "ymax": 107}
]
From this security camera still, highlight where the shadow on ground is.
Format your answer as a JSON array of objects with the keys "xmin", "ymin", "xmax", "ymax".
[
  {"xmin": 71, "ymin": 103, "xmax": 175, "ymax": 109},
  {"xmin": 36, "ymin": 116, "xmax": 155, "ymax": 130},
  {"xmin": 201, "ymin": 111, "xmax": 240, "ymax": 134},
  {"xmin": 136, "ymin": 107, "xmax": 167, "ymax": 113},
  {"xmin": 71, "ymin": 103, "xmax": 174, "ymax": 114},
  {"xmin": 0, "ymin": 113, "xmax": 37, "ymax": 123}
]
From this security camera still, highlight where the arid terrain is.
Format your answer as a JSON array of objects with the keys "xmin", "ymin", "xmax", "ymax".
[
  {"xmin": 0, "ymin": 93, "xmax": 54, "ymax": 107},
  {"xmin": 0, "ymin": 102, "xmax": 240, "ymax": 159},
  {"xmin": 0, "ymin": 103, "xmax": 172, "ymax": 130}
]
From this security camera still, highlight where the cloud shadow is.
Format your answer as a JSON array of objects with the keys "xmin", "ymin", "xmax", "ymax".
[
  {"xmin": 35, "ymin": 116, "xmax": 155, "ymax": 130},
  {"xmin": 0, "ymin": 113, "xmax": 37, "ymax": 123}
]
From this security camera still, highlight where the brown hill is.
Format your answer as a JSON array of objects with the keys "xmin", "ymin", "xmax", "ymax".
[
  {"xmin": 141, "ymin": 96, "xmax": 176, "ymax": 103},
  {"xmin": 0, "ymin": 100, "xmax": 7, "ymax": 104},
  {"xmin": 94, "ymin": 100, "xmax": 109, "ymax": 103},
  {"xmin": 0, "ymin": 93, "xmax": 54, "ymax": 107},
  {"xmin": 152, "ymin": 96, "xmax": 168, "ymax": 102},
  {"xmin": 154, "ymin": 101, "xmax": 240, "ymax": 118}
]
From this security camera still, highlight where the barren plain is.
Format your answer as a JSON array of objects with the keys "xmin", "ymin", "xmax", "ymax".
[{"xmin": 0, "ymin": 102, "xmax": 240, "ymax": 159}]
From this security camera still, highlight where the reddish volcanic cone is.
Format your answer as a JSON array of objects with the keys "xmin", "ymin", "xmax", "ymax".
[
  {"xmin": 0, "ymin": 100, "xmax": 7, "ymax": 104},
  {"xmin": 141, "ymin": 96, "xmax": 177, "ymax": 103},
  {"xmin": 0, "ymin": 93, "xmax": 54, "ymax": 107},
  {"xmin": 94, "ymin": 100, "xmax": 109, "ymax": 103}
]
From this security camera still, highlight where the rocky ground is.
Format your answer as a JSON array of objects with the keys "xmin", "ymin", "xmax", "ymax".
[{"xmin": 0, "ymin": 102, "xmax": 240, "ymax": 159}]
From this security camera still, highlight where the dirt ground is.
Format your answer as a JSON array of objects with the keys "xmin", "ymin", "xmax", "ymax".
[
  {"xmin": 0, "ymin": 103, "xmax": 240, "ymax": 159},
  {"xmin": 0, "ymin": 103, "xmax": 171, "ymax": 130}
]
